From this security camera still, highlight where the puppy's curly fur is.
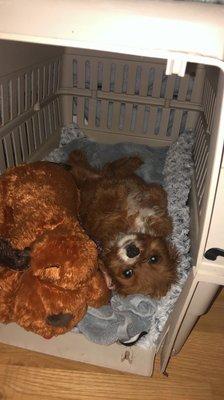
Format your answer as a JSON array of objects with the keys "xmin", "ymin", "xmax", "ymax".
[{"xmin": 68, "ymin": 150, "xmax": 178, "ymax": 298}]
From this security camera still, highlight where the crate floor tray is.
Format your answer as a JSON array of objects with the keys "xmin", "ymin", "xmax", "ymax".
[
  {"xmin": 0, "ymin": 124, "xmax": 193, "ymax": 374},
  {"xmin": 0, "ymin": 323, "xmax": 156, "ymax": 376}
]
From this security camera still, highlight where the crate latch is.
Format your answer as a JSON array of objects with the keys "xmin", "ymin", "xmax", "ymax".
[{"xmin": 166, "ymin": 59, "xmax": 187, "ymax": 77}]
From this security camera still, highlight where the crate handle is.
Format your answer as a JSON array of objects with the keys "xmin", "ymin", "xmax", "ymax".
[{"xmin": 204, "ymin": 248, "xmax": 224, "ymax": 261}]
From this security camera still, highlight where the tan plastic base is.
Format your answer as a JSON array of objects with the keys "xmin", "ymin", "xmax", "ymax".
[{"xmin": 0, "ymin": 323, "xmax": 156, "ymax": 376}]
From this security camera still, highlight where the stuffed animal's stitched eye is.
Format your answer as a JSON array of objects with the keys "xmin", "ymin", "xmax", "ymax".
[
  {"xmin": 148, "ymin": 255, "xmax": 159, "ymax": 264},
  {"xmin": 45, "ymin": 264, "xmax": 61, "ymax": 269},
  {"xmin": 122, "ymin": 269, "xmax": 134, "ymax": 279}
]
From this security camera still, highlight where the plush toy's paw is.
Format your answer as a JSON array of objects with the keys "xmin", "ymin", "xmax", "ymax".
[{"xmin": 0, "ymin": 269, "xmax": 21, "ymax": 323}]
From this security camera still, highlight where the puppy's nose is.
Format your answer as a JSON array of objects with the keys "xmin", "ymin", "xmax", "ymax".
[
  {"xmin": 46, "ymin": 313, "xmax": 73, "ymax": 327},
  {"xmin": 126, "ymin": 243, "xmax": 140, "ymax": 258}
]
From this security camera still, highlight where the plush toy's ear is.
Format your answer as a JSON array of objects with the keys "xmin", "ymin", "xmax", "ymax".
[{"xmin": 0, "ymin": 238, "xmax": 31, "ymax": 270}]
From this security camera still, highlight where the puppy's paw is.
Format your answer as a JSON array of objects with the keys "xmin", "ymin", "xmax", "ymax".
[{"xmin": 103, "ymin": 156, "xmax": 143, "ymax": 178}]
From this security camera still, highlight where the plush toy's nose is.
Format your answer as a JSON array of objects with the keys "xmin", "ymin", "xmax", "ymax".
[{"xmin": 46, "ymin": 313, "xmax": 73, "ymax": 327}]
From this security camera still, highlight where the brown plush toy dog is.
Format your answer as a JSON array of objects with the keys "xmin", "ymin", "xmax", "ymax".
[{"xmin": 0, "ymin": 162, "xmax": 110, "ymax": 339}]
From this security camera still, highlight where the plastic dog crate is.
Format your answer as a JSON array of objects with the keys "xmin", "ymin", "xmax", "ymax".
[{"xmin": 0, "ymin": 0, "xmax": 224, "ymax": 376}]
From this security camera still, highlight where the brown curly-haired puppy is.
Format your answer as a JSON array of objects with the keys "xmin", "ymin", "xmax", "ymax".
[{"xmin": 68, "ymin": 151, "xmax": 178, "ymax": 298}]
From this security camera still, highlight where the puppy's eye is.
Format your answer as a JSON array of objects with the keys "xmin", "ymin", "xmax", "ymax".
[
  {"xmin": 122, "ymin": 269, "xmax": 134, "ymax": 279},
  {"xmin": 148, "ymin": 255, "xmax": 159, "ymax": 264}
]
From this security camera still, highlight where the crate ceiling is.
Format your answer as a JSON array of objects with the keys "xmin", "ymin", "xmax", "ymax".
[{"xmin": 0, "ymin": 0, "xmax": 224, "ymax": 68}]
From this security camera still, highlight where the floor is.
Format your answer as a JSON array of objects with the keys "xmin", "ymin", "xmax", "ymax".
[{"xmin": 0, "ymin": 290, "xmax": 223, "ymax": 400}]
